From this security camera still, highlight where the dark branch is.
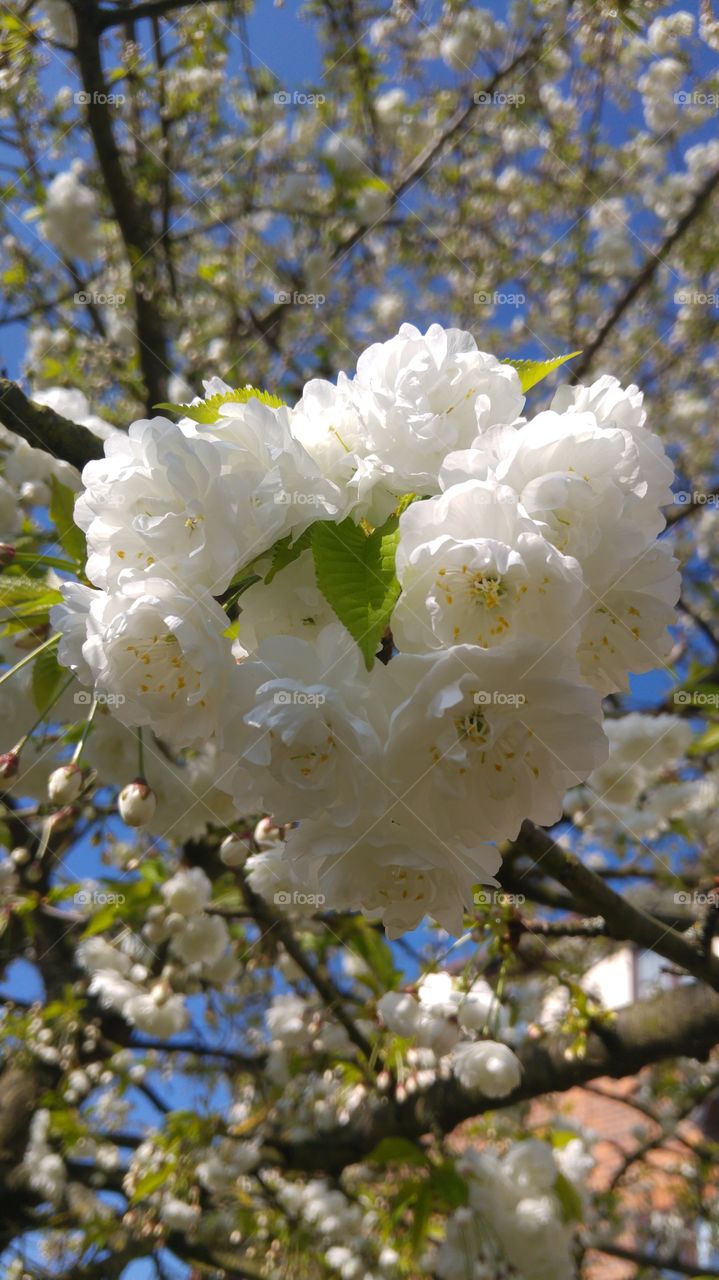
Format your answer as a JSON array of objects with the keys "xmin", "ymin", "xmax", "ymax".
[
  {"xmin": 513, "ymin": 821, "xmax": 719, "ymax": 990},
  {"xmin": 278, "ymin": 980, "xmax": 719, "ymax": 1174},
  {"xmin": 0, "ymin": 378, "xmax": 104, "ymax": 470},
  {"xmin": 572, "ymin": 162, "xmax": 719, "ymax": 380}
]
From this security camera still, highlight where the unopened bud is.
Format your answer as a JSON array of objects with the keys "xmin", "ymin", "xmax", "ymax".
[
  {"xmin": 0, "ymin": 751, "xmax": 19, "ymax": 780},
  {"xmin": 48, "ymin": 763, "xmax": 84, "ymax": 806},
  {"xmin": 150, "ymin": 979, "xmax": 171, "ymax": 1006},
  {"xmin": 220, "ymin": 833, "xmax": 250, "ymax": 867},
  {"xmin": 0, "ymin": 544, "xmax": 16, "ymax": 567},
  {"xmin": 254, "ymin": 816, "xmax": 285, "ymax": 846},
  {"xmin": 11, "ymin": 846, "xmax": 31, "ymax": 866},
  {"xmin": 118, "ymin": 779, "xmax": 156, "ymax": 827}
]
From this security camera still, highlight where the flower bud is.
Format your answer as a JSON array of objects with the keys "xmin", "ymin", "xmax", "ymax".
[
  {"xmin": 220, "ymin": 833, "xmax": 250, "ymax": 867},
  {"xmin": 48, "ymin": 763, "xmax": 84, "ymax": 806},
  {"xmin": 0, "ymin": 751, "xmax": 19, "ymax": 780},
  {"xmin": 11, "ymin": 845, "xmax": 31, "ymax": 866},
  {"xmin": 0, "ymin": 544, "xmax": 16, "ymax": 567},
  {"xmin": 254, "ymin": 816, "xmax": 285, "ymax": 846},
  {"xmin": 118, "ymin": 779, "xmax": 156, "ymax": 827}
]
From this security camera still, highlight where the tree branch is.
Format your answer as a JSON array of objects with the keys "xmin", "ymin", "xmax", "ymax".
[
  {"xmin": 72, "ymin": 1, "xmax": 171, "ymax": 409},
  {"xmin": 97, "ymin": 0, "xmax": 207, "ymax": 28},
  {"xmin": 0, "ymin": 378, "xmax": 104, "ymax": 470},
  {"xmin": 571, "ymin": 162, "xmax": 719, "ymax": 381},
  {"xmin": 589, "ymin": 1241, "xmax": 719, "ymax": 1277},
  {"xmin": 512, "ymin": 821, "xmax": 719, "ymax": 990},
  {"xmin": 277, "ymin": 980, "xmax": 719, "ymax": 1174}
]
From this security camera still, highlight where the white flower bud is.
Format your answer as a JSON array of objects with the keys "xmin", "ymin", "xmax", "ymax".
[
  {"xmin": 118, "ymin": 779, "xmax": 156, "ymax": 827},
  {"xmin": 253, "ymin": 816, "xmax": 285, "ymax": 845},
  {"xmin": 220, "ymin": 833, "xmax": 250, "ymax": 867},
  {"xmin": 48, "ymin": 763, "xmax": 84, "ymax": 806}
]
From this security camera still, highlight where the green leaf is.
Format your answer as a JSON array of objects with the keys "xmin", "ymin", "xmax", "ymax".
[
  {"xmin": 130, "ymin": 1166, "xmax": 171, "ymax": 1203},
  {"xmin": 368, "ymin": 1138, "xmax": 429, "ymax": 1168},
  {"xmin": 0, "ymin": 575, "xmax": 61, "ymax": 607},
  {"xmin": 32, "ymin": 641, "xmax": 66, "ymax": 712},
  {"xmin": 81, "ymin": 903, "xmax": 121, "ymax": 938},
  {"xmin": 0, "ymin": 576, "xmax": 62, "ymax": 631},
  {"xmin": 311, "ymin": 514, "xmax": 401, "ymax": 670},
  {"xmin": 49, "ymin": 477, "xmax": 86, "ymax": 564},
  {"xmin": 410, "ymin": 1182, "xmax": 434, "ymax": 1255},
  {"xmin": 430, "ymin": 1161, "xmax": 469, "ymax": 1209},
  {"xmin": 334, "ymin": 918, "xmax": 399, "ymax": 993},
  {"xmin": 155, "ymin": 386, "xmax": 285, "ymax": 424},
  {"xmin": 689, "ymin": 723, "xmax": 719, "ymax": 756},
  {"xmin": 264, "ymin": 524, "xmax": 316, "ymax": 584},
  {"xmin": 554, "ymin": 1172, "xmax": 583, "ymax": 1224},
  {"xmin": 503, "ymin": 350, "xmax": 582, "ymax": 392}
]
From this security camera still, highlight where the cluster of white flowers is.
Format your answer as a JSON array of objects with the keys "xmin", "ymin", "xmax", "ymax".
[
  {"xmin": 273, "ymin": 1174, "xmax": 400, "ymax": 1279},
  {"xmin": 77, "ymin": 934, "xmax": 190, "ymax": 1039},
  {"xmin": 38, "ymin": 161, "xmax": 100, "ymax": 261},
  {"xmin": 378, "ymin": 972, "xmax": 521, "ymax": 1097},
  {"xmin": 14, "ymin": 1108, "xmax": 67, "ymax": 1206},
  {"xmin": 567, "ymin": 711, "xmax": 701, "ymax": 843},
  {"xmin": 434, "ymin": 1138, "xmax": 592, "ymax": 1280},
  {"xmin": 52, "ymin": 323, "xmax": 678, "ymax": 933}
]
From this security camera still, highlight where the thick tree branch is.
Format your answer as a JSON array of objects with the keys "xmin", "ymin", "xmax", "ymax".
[
  {"xmin": 72, "ymin": 0, "xmax": 171, "ymax": 409},
  {"xmin": 589, "ymin": 1241, "xmax": 719, "ymax": 1277},
  {"xmin": 97, "ymin": 0, "xmax": 206, "ymax": 28},
  {"xmin": 0, "ymin": 378, "xmax": 104, "ymax": 470},
  {"xmin": 512, "ymin": 821, "xmax": 719, "ymax": 990},
  {"xmin": 276, "ymin": 980, "xmax": 719, "ymax": 1174}
]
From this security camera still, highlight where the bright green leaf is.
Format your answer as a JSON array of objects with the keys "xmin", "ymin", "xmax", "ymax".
[
  {"xmin": 50, "ymin": 477, "xmax": 86, "ymax": 564},
  {"xmin": 32, "ymin": 641, "xmax": 66, "ymax": 713},
  {"xmin": 0, "ymin": 575, "xmax": 61, "ymax": 607},
  {"xmin": 265, "ymin": 524, "xmax": 317, "ymax": 584},
  {"xmin": 155, "ymin": 386, "xmax": 285, "ymax": 424},
  {"xmin": 689, "ymin": 723, "xmax": 719, "ymax": 755},
  {"xmin": 311, "ymin": 514, "xmax": 401, "ymax": 670},
  {"xmin": 130, "ymin": 1166, "xmax": 171, "ymax": 1203},
  {"xmin": 554, "ymin": 1172, "xmax": 584, "ymax": 1224},
  {"xmin": 503, "ymin": 350, "xmax": 582, "ymax": 392}
]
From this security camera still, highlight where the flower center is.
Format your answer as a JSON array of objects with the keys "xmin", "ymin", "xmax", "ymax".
[
  {"xmin": 455, "ymin": 711, "xmax": 490, "ymax": 744},
  {"xmin": 437, "ymin": 565, "xmax": 506, "ymax": 610}
]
